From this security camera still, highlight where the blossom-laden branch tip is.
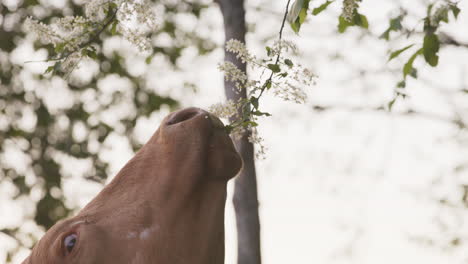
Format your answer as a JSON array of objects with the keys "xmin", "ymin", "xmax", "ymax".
[
  {"xmin": 25, "ymin": 0, "xmax": 158, "ymax": 76},
  {"xmin": 212, "ymin": 39, "xmax": 317, "ymax": 159}
]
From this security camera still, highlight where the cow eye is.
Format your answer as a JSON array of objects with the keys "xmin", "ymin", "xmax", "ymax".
[{"xmin": 63, "ymin": 233, "xmax": 78, "ymax": 253}]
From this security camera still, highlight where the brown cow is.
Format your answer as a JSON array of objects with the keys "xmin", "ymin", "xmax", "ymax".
[{"xmin": 21, "ymin": 107, "xmax": 242, "ymax": 264}]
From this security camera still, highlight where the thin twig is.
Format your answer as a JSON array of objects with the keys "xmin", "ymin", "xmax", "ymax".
[
  {"xmin": 257, "ymin": 0, "xmax": 291, "ymax": 99},
  {"xmin": 79, "ymin": 8, "xmax": 119, "ymax": 50},
  {"xmin": 311, "ymin": 104, "xmax": 466, "ymax": 129},
  {"xmin": 25, "ymin": 7, "xmax": 119, "ymax": 68}
]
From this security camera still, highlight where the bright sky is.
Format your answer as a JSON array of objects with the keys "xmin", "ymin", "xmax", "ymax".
[{"xmin": 2, "ymin": 0, "xmax": 468, "ymax": 263}]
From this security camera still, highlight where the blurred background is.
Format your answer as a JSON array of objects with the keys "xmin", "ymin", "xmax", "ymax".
[{"xmin": 1, "ymin": 0, "xmax": 468, "ymax": 263}]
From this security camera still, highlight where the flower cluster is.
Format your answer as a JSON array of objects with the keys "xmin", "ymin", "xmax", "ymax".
[
  {"xmin": 342, "ymin": 0, "xmax": 360, "ymax": 22},
  {"xmin": 212, "ymin": 39, "xmax": 316, "ymax": 158},
  {"xmin": 119, "ymin": 26, "xmax": 152, "ymax": 52},
  {"xmin": 25, "ymin": 15, "xmax": 92, "ymax": 72},
  {"xmin": 248, "ymin": 127, "xmax": 266, "ymax": 159},
  {"xmin": 26, "ymin": 0, "xmax": 158, "ymax": 74},
  {"xmin": 84, "ymin": 0, "xmax": 110, "ymax": 22},
  {"xmin": 209, "ymin": 100, "xmax": 239, "ymax": 120},
  {"xmin": 117, "ymin": 0, "xmax": 157, "ymax": 52},
  {"xmin": 61, "ymin": 52, "xmax": 84, "ymax": 73},
  {"xmin": 26, "ymin": 15, "xmax": 93, "ymax": 53},
  {"xmin": 24, "ymin": 18, "xmax": 63, "ymax": 45},
  {"xmin": 226, "ymin": 39, "xmax": 256, "ymax": 64},
  {"xmin": 218, "ymin": 61, "xmax": 249, "ymax": 92},
  {"xmin": 270, "ymin": 39, "xmax": 298, "ymax": 56}
]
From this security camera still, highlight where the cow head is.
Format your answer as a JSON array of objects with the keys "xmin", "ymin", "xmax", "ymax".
[{"xmin": 22, "ymin": 107, "xmax": 242, "ymax": 264}]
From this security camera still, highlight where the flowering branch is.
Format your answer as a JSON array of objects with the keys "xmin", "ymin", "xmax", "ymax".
[
  {"xmin": 211, "ymin": 0, "xmax": 316, "ymax": 158},
  {"xmin": 25, "ymin": 0, "xmax": 157, "ymax": 76}
]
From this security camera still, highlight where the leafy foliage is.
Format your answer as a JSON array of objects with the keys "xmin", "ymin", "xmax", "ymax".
[
  {"xmin": 286, "ymin": 0, "xmax": 461, "ymax": 110},
  {"xmin": 288, "ymin": 0, "xmax": 311, "ymax": 33},
  {"xmin": 337, "ymin": 12, "xmax": 368, "ymax": 33},
  {"xmin": 312, "ymin": 1, "xmax": 334, "ymax": 16}
]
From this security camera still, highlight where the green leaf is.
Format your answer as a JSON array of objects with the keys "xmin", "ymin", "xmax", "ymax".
[
  {"xmin": 388, "ymin": 98, "xmax": 396, "ymax": 110},
  {"xmin": 290, "ymin": 20, "xmax": 301, "ymax": 33},
  {"xmin": 312, "ymin": 1, "xmax": 333, "ymax": 15},
  {"xmin": 388, "ymin": 44, "xmax": 414, "ymax": 62},
  {"xmin": 265, "ymin": 79, "xmax": 272, "ymax": 89},
  {"xmin": 439, "ymin": 7, "xmax": 449, "ymax": 23},
  {"xmin": 266, "ymin": 46, "xmax": 272, "ymax": 56},
  {"xmin": 338, "ymin": 16, "xmax": 351, "ymax": 33},
  {"xmin": 288, "ymin": 0, "xmax": 305, "ymax": 24},
  {"xmin": 403, "ymin": 48, "xmax": 423, "ymax": 79},
  {"xmin": 288, "ymin": 0, "xmax": 310, "ymax": 33},
  {"xmin": 145, "ymin": 55, "xmax": 153, "ymax": 64},
  {"xmin": 450, "ymin": 4, "xmax": 461, "ymax": 19},
  {"xmin": 110, "ymin": 20, "xmax": 118, "ymax": 35},
  {"xmin": 81, "ymin": 48, "xmax": 97, "ymax": 60},
  {"xmin": 250, "ymin": 97, "xmax": 259, "ymax": 109},
  {"xmin": 88, "ymin": 50, "xmax": 97, "ymax": 60},
  {"xmin": 380, "ymin": 30, "xmax": 391, "ymax": 40},
  {"xmin": 355, "ymin": 14, "xmax": 369, "ymax": 29},
  {"xmin": 338, "ymin": 13, "xmax": 368, "ymax": 33},
  {"xmin": 267, "ymin": 63, "xmax": 281, "ymax": 73},
  {"xmin": 298, "ymin": 4, "xmax": 308, "ymax": 23},
  {"xmin": 397, "ymin": 80, "xmax": 406, "ymax": 88},
  {"xmin": 44, "ymin": 66, "xmax": 54, "ymax": 74},
  {"xmin": 242, "ymin": 121, "xmax": 258, "ymax": 127},
  {"xmin": 252, "ymin": 110, "xmax": 272, "ymax": 117},
  {"xmin": 55, "ymin": 43, "xmax": 65, "ymax": 53},
  {"xmin": 410, "ymin": 68, "xmax": 418, "ymax": 78},
  {"xmin": 423, "ymin": 33, "xmax": 440, "ymax": 67},
  {"xmin": 109, "ymin": 2, "xmax": 118, "ymax": 9},
  {"xmin": 379, "ymin": 15, "xmax": 403, "ymax": 40},
  {"xmin": 284, "ymin": 59, "xmax": 294, "ymax": 67},
  {"xmin": 389, "ymin": 16, "xmax": 403, "ymax": 31}
]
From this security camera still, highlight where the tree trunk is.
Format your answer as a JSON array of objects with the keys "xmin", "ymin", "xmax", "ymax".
[{"xmin": 217, "ymin": 1, "xmax": 262, "ymax": 264}]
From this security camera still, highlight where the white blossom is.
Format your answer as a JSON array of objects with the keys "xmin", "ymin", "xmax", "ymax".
[
  {"xmin": 226, "ymin": 39, "xmax": 255, "ymax": 64},
  {"xmin": 218, "ymin": 61, "xmax": 248, "ymax": 91},
  {"xmin": 270, "ymin": 39, "xmax": 298, "ymax": 56},
  {"xmin": 119, "ymin": 26, "xmax": 152, "ymax": 52},
  {"xmin": 27, "ymin": 0, "xmax": 159, "ymax": 74},
  {"xmin": 248, "ymin": 127, "xmax": 267, "ymax": 159},
  {"xmin": 61, "ymin": 52, "xmax": 83, "ymax": 73},
  {"xmin": 209, "ymin": 100, "xmax": 239, "ymax": 120},
  {"xmin": 212, "ymin": 38, "xmax": 317, "ymax": 157},
  {"xmin": 24, "ymin": 17, "xmax": 62, "ymax": 45},
  {"xmin": 128, "ymin": 1, "xmax": 158, "ymax": 30},
  {"xmin": 84, "ymin": 0, "xmax": 113, "ymax": 22},
  {"xmin": 272, "ymin": 82, "xmax": 308, "ymax": 104}
]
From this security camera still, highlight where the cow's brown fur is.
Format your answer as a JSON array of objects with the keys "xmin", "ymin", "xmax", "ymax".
[{"xmin": 22, "ymin": 107, "xmax": 242, "ymax": 264}]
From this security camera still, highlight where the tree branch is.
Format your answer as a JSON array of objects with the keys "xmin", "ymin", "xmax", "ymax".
[
  {"xmin": 311, "ymin": 104, "xmax": 466, "ymax": 129},
  {"xmin": 439, "ymin": 32, "xmax": 468, "ymax": 48}
]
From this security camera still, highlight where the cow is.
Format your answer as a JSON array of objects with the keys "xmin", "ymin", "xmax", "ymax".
[{"xmin": 21, "ymin": 107, "xmax": 243, "ymax": 264}]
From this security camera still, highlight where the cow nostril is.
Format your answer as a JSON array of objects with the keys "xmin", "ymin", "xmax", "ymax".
[{"xmin": 167, "ymin": 108, "xmax": 203, "ymax": 125}]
